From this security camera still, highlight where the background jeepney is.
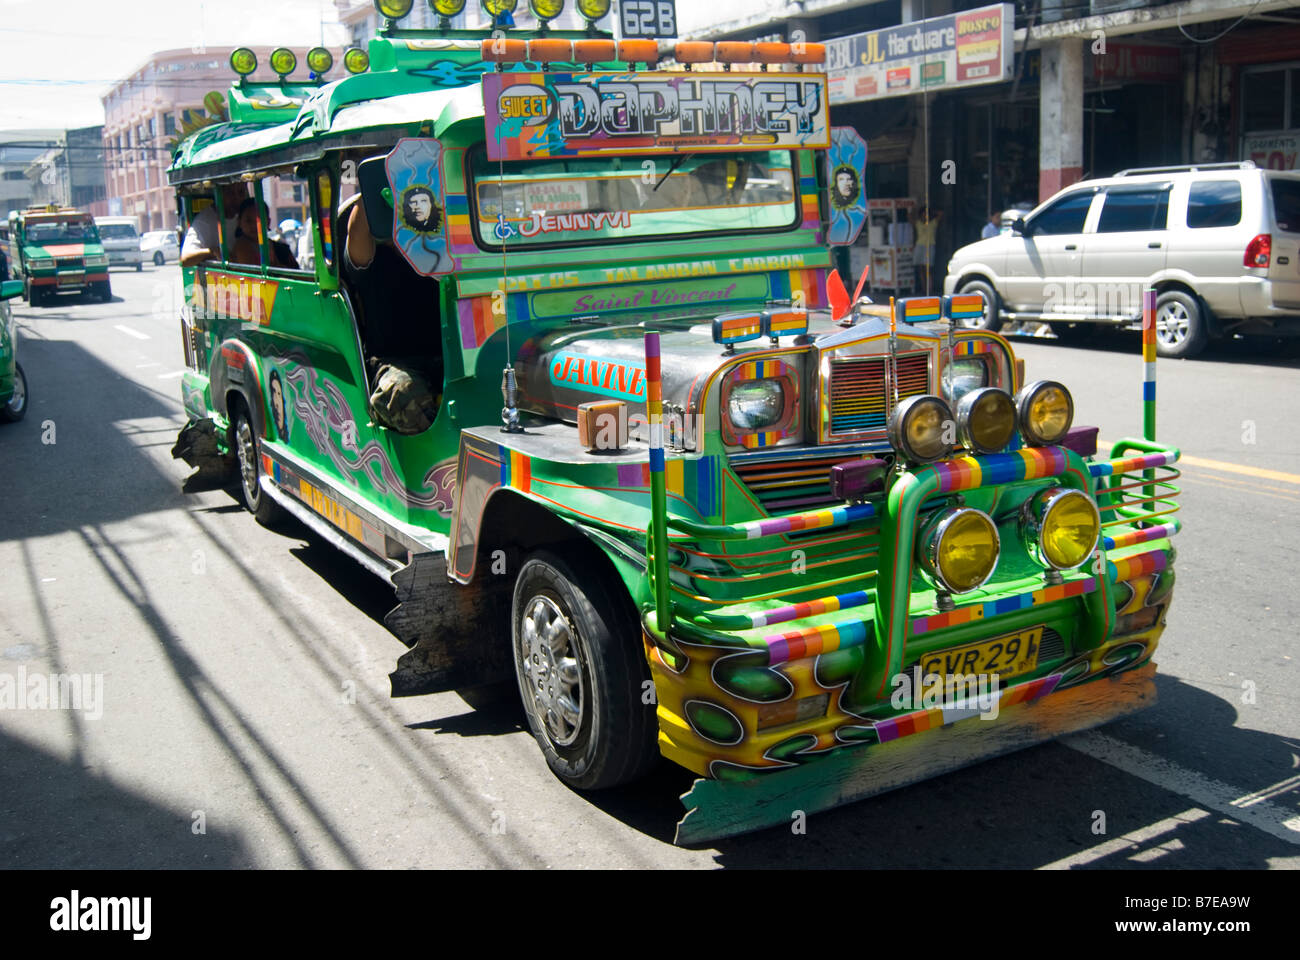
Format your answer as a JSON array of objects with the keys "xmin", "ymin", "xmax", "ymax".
[
  {"xmin": 168, "ymin": 23, "xmax": 1182, "ymax": 842},
  {"xmin": 8, "ymin": 206, "xmax": 111, "ymax": 305}
]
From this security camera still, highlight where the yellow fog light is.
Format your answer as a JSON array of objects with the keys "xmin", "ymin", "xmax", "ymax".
[
  {"xmin": 343, "ymin": 47, "xmax": 370, "ymax": 74},
  {"xmin": 1015, "ymin": 380, "xmax": 1073, "ymax": 446},
  {"xmin": 888, "ymin": 395, "xmax": 955, "ymax": 463},
  {"xmin": 957, "ymin": 387, "xmax": 1016, "ymax": 454},
  {"xmin": 482, "ymin": 0, "xmax": 519, "ymax": 16},
  {"xmin": 530, "ymin": 0, "xmax": 565, "ymax": 20},
  {"xmin": 230, "ymin": 47, "xmax": 258, "ymax": 77},
  {"xmin": 306, "ymin": 47, "xmax": 334, "ymax": 76},
  {"xmin": 919, "ymin": 507, "xmax": 1000, "ymax": 594},
  {"xmin": 269, "ymin": 47, "xmax": 297, "ymax": 78},
  {"xmin": 1021, "ymin": 487, "xmax": 1099, "ymax": 571},
  {"xmin": 433, "ymin": 0, "xmax": 467, "ymax": 14},
  {"xmin": 375, "ymin": 0, "xmax": 415, "ymax": 18},
  {"xmin": 576, "ymin": 0, "xmax": 610, "ymax": 20}
]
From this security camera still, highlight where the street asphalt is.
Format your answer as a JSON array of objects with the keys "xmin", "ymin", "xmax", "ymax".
[{"xmin": 0, "ymin": 267, "xmax": 1296, "ymax": 868}]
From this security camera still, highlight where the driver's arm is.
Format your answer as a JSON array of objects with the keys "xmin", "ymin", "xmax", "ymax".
[{"xmin": 345, "ymin": 201, "xmax": 375, "ymax": 270}]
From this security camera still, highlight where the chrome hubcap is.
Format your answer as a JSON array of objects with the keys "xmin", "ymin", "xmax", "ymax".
[
  {"xmin": 7, "ymin": 370, "xmax": 25, "ymax": 414},
  {"xmin": 520, "ymin": 595, "xmax": 584, "ymax": 747},
  {"xmin": 236, "ymin": 420, "xmax": 258, "ymax": 504},
  {"xmin": 1155, "ymin": 302, "xmax": 1189, "ymax": 345}
]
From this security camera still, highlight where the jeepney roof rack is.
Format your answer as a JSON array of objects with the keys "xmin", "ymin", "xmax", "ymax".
[{"xmin": 1115, "ymin": 161, "xmax": 1256, "ymax": 176}]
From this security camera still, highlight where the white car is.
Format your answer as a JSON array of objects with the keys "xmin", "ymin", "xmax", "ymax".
[
  {"xmin": 944, "ymin": 162, "xmax": 1300, "ymax": 357},
  {"xmin": 140, "ymin": 230, "xmax": 180, "ymax": 265}
]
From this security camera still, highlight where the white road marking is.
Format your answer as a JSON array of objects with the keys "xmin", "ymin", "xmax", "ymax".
[
  {"xmin": 1064, "ymin": 731, "xmax": 1300, "ymax": 846},
  {"xmin": 1040, "ymin": 808, "xmax": 1210, "ymax": 869},
  {"xmin": 1232, "ymin": 773, "xmax": 1300, "ymax": 808},
  {"xmin": 115, "ymin": 324, "xmax": 150, "ymax": 340},
  {"xmin": 135, "ymin": 362, "xmax": 162, "ymax": 369},
  {"xmin": 157, "ymin": 370, "xmax": 188, "ymax": 379}
]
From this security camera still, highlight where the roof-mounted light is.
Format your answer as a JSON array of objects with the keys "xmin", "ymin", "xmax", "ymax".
[
  {"xmin": 712, "ymin": 312, "xmax": 763, "ymax": 353},
  {"xmin": 482, "ymin": 0, "xmax": 518, "ymax": 27},
  {"xmin": 529, "ymin": 0, "xmax": 565, "ymax": 26},
  {"xmin": 674, "ymin": 41, "xmax": 713, "ymax": 65},
  {"xmin": 306, "ymin": 47, "xmax": 334, "ymax": 78},
  {"xmin": 715, "ymin": 41, "xmax": 755, "ymax": 65},
  {"xmin": 480, "ymin": 37, "xmax": 527, "ymax": 62},
  {"xmin": 572, "ymin": 38, "xmax": 615, "ymax": 63},
  {"xmin": 618, "ymin": 39, "xmax": 659, "ymax": 67},
  {"xmin": 269, "ymin": 47, "xmax": 297, "ymax": 80},
  {"xmin": 230, "ymin": 47, "xmax": 258, "ymax": 78},
  {"xmin": 375, "ymin": 0, "xmax": 414, "ymax": 19},
  {"xmin": 529, "ymin": 38, "xmax": 572, "ymax": 61},
  {"xmin": 790, "ymin": 42, "xmax": 826, "ymax": 65},
  {"xmin": 343, "ymin": 47, "xmax": 370, "ymax": 74},
  {"xmin": 432, "ymin": 0, "xmax": 467, "ymax": 17},
  {"xmin": 576, "ymin": 0, "xmax": 610, "ymax": 22}
]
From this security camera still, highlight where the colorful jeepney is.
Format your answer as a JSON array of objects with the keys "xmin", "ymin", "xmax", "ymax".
[
  {"xmin": 8, "ymin": 206, "xmax": 111, "ymax": 305},
  {"xmin": 167, "ymin": 10, "xmax": 1182, "ymax": 842}
]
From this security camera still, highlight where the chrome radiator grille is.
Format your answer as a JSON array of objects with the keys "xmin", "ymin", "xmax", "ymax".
[{"xmin": 827, "ymin": 352, "xmax": 930, "ymax": 435}]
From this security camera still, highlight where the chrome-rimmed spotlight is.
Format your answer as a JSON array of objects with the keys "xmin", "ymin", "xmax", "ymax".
[
  {"xmin": 1015, "ymin": 379, "xmax": 1073, "ymax": 446},
  {"xmin": 957, "ymin": 387, "xmax": 1016, "ymax": 455},
  {"xmin": 887, "ymin": 394, "xmax": 955, "ymax": 463},
  {"xmin": 1020, "ymin": 487, "xmax": 1100, "ymax": 571},
  {"xmin": 918, "ymin": 507, "xmax": 1001, "ymax": 594}
]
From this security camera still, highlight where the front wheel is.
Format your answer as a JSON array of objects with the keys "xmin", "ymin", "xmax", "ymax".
[
  {"xmin": 0, "ymin": 363, "xmax": 27, "ymax": 423},
  {"xmin": 135, "ymin": 262, "xmax": 142, "ymax": 272},
  {"xmin": 1154, "ymin": 290, "xmax": 1208, "ymax": 359},
  {"xmin": 96, "ymin": 281, "xmax": 112, "ymax": 303},
  {"xmin": 153, "ymin": 251, "xmax": 165, "ymax": 266},
  {"xmin": 955, "ymin": 279, "xmax": 1004, "ymax": 332},
  {"xmin": 233, "ymin": 405, "xmax": 285, "ymax": 527},
  {"xmin": 512, "ymin": 552, "xmax": 658, "ymax": 791}
]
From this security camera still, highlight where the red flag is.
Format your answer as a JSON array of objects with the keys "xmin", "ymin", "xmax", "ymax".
[
  {"xmin": 827, "ymin": 269, "xmax": 850, "ymax": 321},
  {"xmin": 852, "ymin": 263, "xmax": 871, "ymax": 303}
]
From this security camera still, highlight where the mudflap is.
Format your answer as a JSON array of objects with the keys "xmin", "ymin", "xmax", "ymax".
[
  {"xmin": 171, "ymin": 418, "xmax": 235, "ymax": 492},
  {"xmin": 674, "ymin": 663, "xmax": 1157, "ymax": 845},
  {"xmin": 385, "ymin": 552, "xmax": 513, "ymax": 697}
]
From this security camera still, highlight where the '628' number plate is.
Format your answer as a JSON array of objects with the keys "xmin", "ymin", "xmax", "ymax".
[{"xmin": 917, "ymin": 627, "xmax": 1043, "ymax": 683}]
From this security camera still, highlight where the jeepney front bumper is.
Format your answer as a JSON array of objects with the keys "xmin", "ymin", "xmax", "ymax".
[{"xmin": 644, "ymin": 443, "xmax": 1180, "ymax": 783}]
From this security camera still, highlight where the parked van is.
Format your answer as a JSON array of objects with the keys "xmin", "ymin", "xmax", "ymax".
[
  {"xmin": 95, "ymin": 216, "xmax": 143, "ymax": 271},
  {"xmin": 944, "ymin": 162, "xmax": 1300, "ymax": 357}
]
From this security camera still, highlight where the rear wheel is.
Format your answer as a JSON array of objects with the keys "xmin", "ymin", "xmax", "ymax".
[
  {"xmin": 0, "ymin": 363, "xmax": 27, "ymax": 423},
  {"xmin": 955, "ymin": 278, "xmax": 1003, "ymax": 332},
  {"xmin": 232, "ymin": 404, "xmax": 286, "ymax": 527},
  {"xmin": 135, "ymin": 262, "xmax": 142, "ymax": 272},
  {"xmin": 512, "ymin": 551, "xmax": 658, "ymax": 790},
  {"xmin": 153, "ymin": 251, "xmax": 165, "ymax": 266},
  {"xmin": 1154, "ymin": 290, "xmax": 1208, "ymax": 359}
]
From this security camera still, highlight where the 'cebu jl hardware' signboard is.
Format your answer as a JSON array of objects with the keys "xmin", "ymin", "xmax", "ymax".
[
  {"xmin": 483, "ymin": 72, "xmax": 830, "ymax": 161},
  {"xmin": 825, "ymin": 3, "xmax": 1015, "ymax": 105}
]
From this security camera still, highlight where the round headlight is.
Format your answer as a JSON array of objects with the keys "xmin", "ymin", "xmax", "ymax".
[
  {"xmin": 957, "ymin": 387, "xmax": 1016, "ymax": 454},
  {"xmin": 343, "ymin": 47, "xmax": 370, "ymax": 74},
  {"xmin": 433, "ymin": 0, "xmax": 467, "ymax": 14},
  {"xmin": 919, "ymin": 507, "xmax": 1000, "ymax": 594},
  {"xmin": 306, "ymin": 47, "xmax": 334, "ymax": 76},
  {"xmin": 728, "ymin": 380, "xmax": 784, "ymax": 430},
  {"xmin": 270, "ymin": 47, "xmax": 298, "ymax": 78},
  {"xmin": 941, "ymin": 357, "xmax": 988, "ymax": 405},
  {"xmin": 888, "ymin": 395, "xmax": 955, "ymax": 463},
  {"xmin": 482, "ymin": 0, "xmax": 519, "ymax": 16},
  {"xmin": 375, "ymin": 0, "xmax": 415, "ymax": 18},
  {"xmin": 530, "ymin": 0, "xmax": 565, "ymax": 20},
  {"xmin": 576, "ymin": 0, "xmax": 611, "ymax": 20},
  {"xmin": 230, "ymin": 47, "xmax": 258, "ymax": 77},
  {"xmin": 1021, "ymin": 487, "xmax": 1099, "ymax": 571},
  {"xmin": 1016, "ymin": 380, "xmax": 1073, "ymax": 446}
]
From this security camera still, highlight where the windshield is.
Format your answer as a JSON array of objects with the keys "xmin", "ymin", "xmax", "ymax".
[
  {"xmin": 27, "ymin": 221, "xmax": 97, "ymax": 244},
  {"xmin": 471, "ymin": 150, "xmax": 798, "ymax": 249},
  {"xmin": 98, "ymin": 224, "xmax": 138, "ymax": 240}
]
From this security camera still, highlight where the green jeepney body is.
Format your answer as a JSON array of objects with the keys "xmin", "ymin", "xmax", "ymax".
[
  {"xmin": 168, "ymin": 29, "xmax": 1182, "ymax": 840},
  {"xmin": 9, "ymin": 207, "xmax": 109, "ymax": 299}
]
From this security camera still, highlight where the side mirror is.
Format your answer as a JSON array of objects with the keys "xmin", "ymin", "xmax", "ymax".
[
  {"xmin": 1012, "ymin": 217, "xmax": 1027, "ymax": 236},
  {"xmin": 0, "ymin": 279, "xmax": 22, "ymax": 301}
]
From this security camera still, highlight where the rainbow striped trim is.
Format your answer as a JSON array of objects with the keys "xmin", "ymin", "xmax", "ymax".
[
  {"xmin": 1142, "ymin": 289, "xmax": 1157, "ymax": 365},
  {"xmin": 615, "ymin": 456, "xmax": 719, "ymax": 513},
  {"xmin": 713, "ymin": 312, "xmax": 763, "ymax": 344},
  {"xmin": 445, "ymin": 191, "xmax": 475, "ymax": 255},
  {"xmin": 764, "ymin": 618, "xmax": 868, "ymax": 665},
  {"xmin": 735, "ymin": 359, "xmax": 784, "ymax": 380},
  {"xmin": 1088, "ymin": 450, "xmax": 1178, "ymax": 476},
  {"xmin": 1108, "ymin": 549, "xmax": 1167, "ymax": 583},
  {"xmin": 952, "ymin": 338, "xmax": 993, "ymax": 357},
  {"xmin": 799, "ymin": 175, "xmax": 820, "ymax": 232},
  {"xmin": 646, "ymin": 332, "xmax": 664, "ymax": 472},
  {"xmin": 749, "ymin": 589, "xmax": 873, "ymax": 629},
  {"xmin": 459, "ymin": 292, "xmax": 522, "ymax": 349},
  {"xmin": 873, "ymin": 673, "xmax": 1062, "ymax": 741},
  {"xmin": 739, "ymin": 431, "xmax": 783, "ymax": 449},
  {"xmin": 770, "ymin": 268, "xmax": 828, "ymax": 309},
  {"xmin": 930, "ymin": 447, "xmax": 1067, "ymax": 493},
  {"xmin": 1104, "ymin": 521, "xmax": 1179, "ymax": 550},
  {"xmin": 909, "ymin": 577, "xmax": 1097, "ymax": 636},
  {"xmin": 765, "ymin": 310, "xmax": 809, "ymax": 337},
  {"xmin": 736, "ymin": 501, "xmax": 875, "ymax": 540},
  {"xmin": 499, "ymin": 447, "xmax": 531, "ymax": 492}
]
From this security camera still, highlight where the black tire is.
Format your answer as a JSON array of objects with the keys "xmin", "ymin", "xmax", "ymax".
[
  {"xmin": 97, "ymin": 281, "xmax": 112, "ymax": 303},
  {"xmin": 511, "ymin": 551, "xmax": 658, "ymax": 791},
  {"xmin": 1154, "ymin": 290, "xmax": 1208, "ymax": 359},
  {"xmin": 955, "ymin": 278, "xmax": 1003, "ymax": 332},
  {"xmin": 153, "ymin": 251, "xmax": 165, "ymax": 266},
  {"xmin": 1050, "ymin": 321, "xmax": 1090, "ymax": 344},
  {"xmin": 0, "ymin": 363, "xmax": 27, "ymax": 423},
  {"xmin": 135, "ymin": 262, "xmax": 142, "ymax": 272},
  {"xmin": 232, "ymin": 402, "xmax": 286, "ymax": 527},
  {"xmin": 21, "ymin": 277, "xmax": 30, "ymax": 303}
]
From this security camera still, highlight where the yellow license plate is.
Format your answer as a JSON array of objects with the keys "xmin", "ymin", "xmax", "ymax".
[{"xmin": 917, "ymin": 627, "xmax": 1043, "ymax": 684}]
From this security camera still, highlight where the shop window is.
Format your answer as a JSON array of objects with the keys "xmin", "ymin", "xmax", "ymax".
[
  {"xmin": 1028, "ymin": 191, "xmax": 1093, "ymax": 235},
  {"xmin": 1243, "ymin": 69, "xmax": 1286, "ymax": 132},
  {"xmin": 1187, "ymin": 181, "xmax": 1242, "ymax": 229},
  {"xmin": 1097, "ymin": 187, "xmax": 1169, "ymax": 233}
]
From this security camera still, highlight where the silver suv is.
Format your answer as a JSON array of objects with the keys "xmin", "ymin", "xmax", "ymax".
[{"xmin": 943, "ymin": 162, "xmax": 1300, "ymax": 357}]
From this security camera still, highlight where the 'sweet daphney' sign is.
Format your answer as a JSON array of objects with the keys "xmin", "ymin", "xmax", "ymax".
[{"xmin": 484, "ymin": 72, "xmax": 829, "ymax": 161}]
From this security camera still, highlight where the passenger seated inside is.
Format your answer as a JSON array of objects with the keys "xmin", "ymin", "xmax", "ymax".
[
  {"xmin": 340, "ymin": 191, "xmax": 442, "ymax": 435},
  {"xmin": 180, "ymin": 183, "xmax": 248, "ymax": 267},
  {"xmin": 230, "ymin": 198, "xmax": 298, "ymax": 269}
]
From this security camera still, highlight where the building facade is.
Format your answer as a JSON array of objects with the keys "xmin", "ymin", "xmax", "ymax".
[{"xmin": 1, "ymin": 131, "xmax": 63, "ymax": 216}]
